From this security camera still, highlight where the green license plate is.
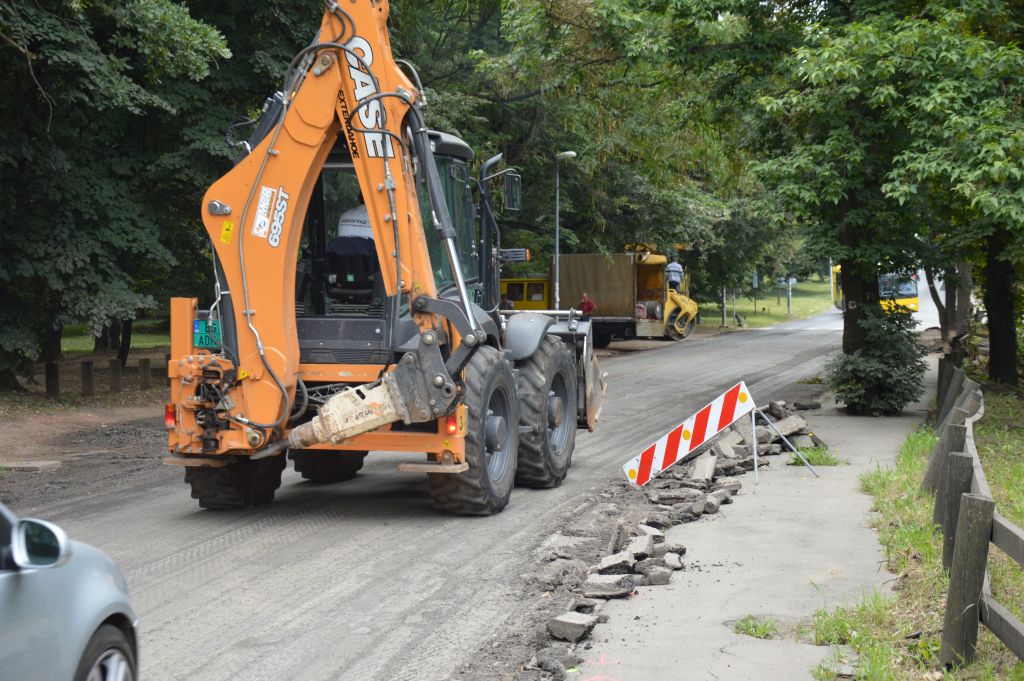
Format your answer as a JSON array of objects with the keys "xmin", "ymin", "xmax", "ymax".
[{"xmin": 192, "ymin": 319, "xmax": 222, "ymax": 349}]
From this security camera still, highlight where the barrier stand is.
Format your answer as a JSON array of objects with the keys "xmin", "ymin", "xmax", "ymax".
[{"xmin": 749, "ymin": 408, "xmax": 819, "ymax": 483}]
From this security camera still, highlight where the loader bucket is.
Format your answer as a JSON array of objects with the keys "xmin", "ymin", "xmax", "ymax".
[{"xmin": 583, "ymin": 354, "xmax": 609, "ymax": 432}]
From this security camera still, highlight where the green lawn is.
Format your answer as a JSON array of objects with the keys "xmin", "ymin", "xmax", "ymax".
[
  {"xmin": 703, "ymin": 279, "xmax": 835, "ymax": 329},
  {"xmin": 61, "ymin": 320, "xmax": 170, "ymax": 354}
]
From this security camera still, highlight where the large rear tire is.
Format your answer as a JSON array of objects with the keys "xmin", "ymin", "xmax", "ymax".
[
  {"xmin": 184, "ymin": 455, "xmax": 286, "ymax": 510},
  {"xmin": 515, "ymin": 335, "xmax": 577, "ymax": 488},
  {"xmin": 428, "ymin": 346, "xmax": 519, "ymax": 515},
  {"xmin": 290, "ymin": 450, "xmax": 367, "ymax": 483}
]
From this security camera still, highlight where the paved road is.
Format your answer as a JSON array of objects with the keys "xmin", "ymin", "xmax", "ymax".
[{"xmin": 29, "ymin": 311, "xmax": 843, "ymax": 681}]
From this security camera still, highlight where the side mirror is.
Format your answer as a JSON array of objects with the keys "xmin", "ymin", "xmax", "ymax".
[
  {"xmin": 503, "ymin": 172, "xmax": 522, "ymax": 212},
  {"xmin": 12, "ymin": 518, "xmax": 71, "ymax": 569}
]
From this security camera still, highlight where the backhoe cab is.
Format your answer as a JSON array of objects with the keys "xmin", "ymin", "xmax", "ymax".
[{"xmin": 165, "ymin": 0, "xmax": 607, "ymax": 514}]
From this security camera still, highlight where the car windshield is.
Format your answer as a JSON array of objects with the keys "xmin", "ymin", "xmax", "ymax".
[
  {"xmin": 877, "ymin": 274, "xmax": 916, "ymax": 299},
  {"xmin": 896, "ymin": 279, "xmax": 917, "ymax": 297}
]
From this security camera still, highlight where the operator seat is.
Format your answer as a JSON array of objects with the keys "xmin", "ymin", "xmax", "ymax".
[{"xmin": 324, "ymin": 235, "xmax": 380, "ymax": 305}]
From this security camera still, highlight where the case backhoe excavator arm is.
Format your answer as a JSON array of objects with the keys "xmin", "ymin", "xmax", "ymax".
[{"xmin": 190, "ymin": 1, "xmax": 483, "ymax": 457}]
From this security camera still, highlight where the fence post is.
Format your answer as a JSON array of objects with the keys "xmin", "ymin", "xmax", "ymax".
[
  {"xmin": 934, "ymin": 449, "xmax": 951, "ymax": 526},
  {"xmin": 958, "ymin": 390, "xmax": 982, "ymax": 420},
  {"xmin": 937, "ymin": 370, "xmax": 966, "ymax": 429},
  {"xmin": 45, "ymin": 361, "xmax": 59, "ymax": 400},
  {"xmin": 937, "ymin": 356, "xmax": 951, "ymax": 414},
  {"xmin": 138, "ymin": 358, "xmax": 152, "ymax": 390},
  {"xmin": 108, "ymin": 358, "xmax": 122, "ymax": 393},
  {"xmin": 941, "ymin": 493, "xmax": 995, "ymax": 667},
  {"xmin": 924, "ymin": 423, "xmax": 967, "ymax": 493},
  {"xmin": 81, "ymin": 360, "xmax": 95, "ymax": 397},
  {"xmin": 941, "ymin": 453, "xmax": 976, "ymax": 570},
  {"xmin": 938, "ymin": 406, "xmax": 971, "ymax": 438}
]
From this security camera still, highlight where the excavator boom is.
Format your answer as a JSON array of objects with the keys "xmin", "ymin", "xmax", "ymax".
[
  {"xmin": 169, "ymin": 1, "xmax": 477, "ymax": 457},
  {"xmin": 166, "ymin": 0, "xmax": 606, "ymax": 515}
]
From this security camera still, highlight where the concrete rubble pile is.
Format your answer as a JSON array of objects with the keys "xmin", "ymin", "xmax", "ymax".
[{"xmin": 513, "ymin": 399, "xmax": 823, "ymax": 680}]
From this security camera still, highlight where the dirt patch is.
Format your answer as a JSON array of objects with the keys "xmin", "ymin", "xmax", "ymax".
[
  {"xmin": 0, "ymin": 414, "xmax": 172, "ymax": 511},
  {"xmin": 0, "ymin": 399, "xmax": 165, "ymax": 464}
]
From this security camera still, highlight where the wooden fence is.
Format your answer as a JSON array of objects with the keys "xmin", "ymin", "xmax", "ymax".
[
  {"xmin": 924, "ymin": 358, "xmax": 1024, "ymax": 666},
  {"xmin": 42, "ymin": 353, "xmax": 167, "ymax": 399}
]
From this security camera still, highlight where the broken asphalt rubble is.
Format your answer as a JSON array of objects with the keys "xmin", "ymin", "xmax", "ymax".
[{"xmin": 514, "ymin": 399, "xmax": 827, "ymax": 680}]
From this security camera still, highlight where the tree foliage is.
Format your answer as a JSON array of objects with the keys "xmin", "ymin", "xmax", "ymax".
[{"xmin": 4, "ymin": 0, "xmax": 1023, "ymax": 395}]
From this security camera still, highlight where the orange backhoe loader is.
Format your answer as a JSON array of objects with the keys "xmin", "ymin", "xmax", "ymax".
[{"xmin": 164, "ymin": 0, "xmax": 607, "ymax": 514}]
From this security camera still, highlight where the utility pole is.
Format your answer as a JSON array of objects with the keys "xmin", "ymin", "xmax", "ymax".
[
  {"xmin": 553, "ymin": 150, "xmax": 577, "ymax": 309},
  {"xmin": 721, "ymin": 286, "xmax": 727, "ymax": 327},
  {"xmin": 829, "ymin": 258, "xmax": 835, "ymax": 306}
]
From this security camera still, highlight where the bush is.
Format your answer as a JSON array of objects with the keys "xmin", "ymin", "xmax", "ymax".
[{"xmin": 826, "ymin": 307, "xmax": 926, "ymax": 415}]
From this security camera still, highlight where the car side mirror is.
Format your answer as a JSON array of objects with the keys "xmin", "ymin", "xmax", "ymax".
[
  {"xmin": 12, "ymin": 518, "xmax": 71, "ymax": 569},
  {"xmin": 503, "ymin": 172, "xmax": 522, "ymax": 212}
]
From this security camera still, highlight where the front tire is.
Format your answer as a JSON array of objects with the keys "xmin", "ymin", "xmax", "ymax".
[
  {"xmin": 74, "ymin": 624, "xmax": 136, "ymax": 681},
  {"xmin": 184, "ymin": 455, "xmax": 286, "ymax": 510},
  {"xmin": 667, "ymin": 309, "xmax": 695, "ymax": 341},
  {"xmin": 290, "ymin": 450, "xmax": 368, "ymax": 483},
  {"xmin": 593, "ymin": 333, "xmax": 612, "ymax": 349},
  {"xmin": 515, "ymin": 335, "xmax": 577, "ymax": 488},
  {"xmin": 428, "ymin": 346, "xmax": 519, "ymax": 515}
]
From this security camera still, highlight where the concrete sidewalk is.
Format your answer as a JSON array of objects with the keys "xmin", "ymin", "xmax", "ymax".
[{"xmin": 576, "ymin": 362, "xmax": 937, "ymax": 681}]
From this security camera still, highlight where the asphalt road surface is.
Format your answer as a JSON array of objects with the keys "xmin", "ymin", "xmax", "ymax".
[{"xmin": 23, "ymin": 311, "xmax": 843, "ymax": 680}]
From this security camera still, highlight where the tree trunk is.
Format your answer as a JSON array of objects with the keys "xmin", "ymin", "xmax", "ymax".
[
  {"xmin": 108, "ymin": 319, "xmax": 122, "ymax": 351},
  {"xmin": 94, "ymin": 325, "xmax": 109, "ymax": 352},
  {"xmin": 43, "ymin": 322, "xmax": 62, "ymax": 363},
  {"xmin": 839, "ymin": 258, "xmax": 876, "ymax": 355},
  {"xmin": 925, "ymin": 267, "xmax": 948, "ymax": 341},
  {"xmin": 983, "ymin": 230, "xmax": 1017, "ymax": 385},
  {"xmin": 955, "ymin": 261, "xmax": 973, "ymax": 337},
  {"xmin": 0, "ymin": 368, "xmax": 24, "ymax": 392},
  {"xmin": 117, "ymin": 318, "xmax": 133, "ymax": 367}
]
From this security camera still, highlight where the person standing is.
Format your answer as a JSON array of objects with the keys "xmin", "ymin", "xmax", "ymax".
[
  {"xmin": 579, "ymin": 292, "xmax": 596, "ymax": 320},
  {"xmin": 665, "ymin": 256, "xmax": 684, "ymax": 292}
]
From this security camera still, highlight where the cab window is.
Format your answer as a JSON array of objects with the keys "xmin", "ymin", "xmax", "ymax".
[
  {"xmin": 527, "ymin": 282, "xmax": 545, "ymax": 301},
  {"xmin": 418, "ymin": 163, "xmax": 456, "ymax": 292},
  {"xmin": 506, "ymin": 283, "xmax": 525, "ymax": 301},
  {"xmin": 449, "ymin": 161, "xmax": 479, "ymax": 283}
]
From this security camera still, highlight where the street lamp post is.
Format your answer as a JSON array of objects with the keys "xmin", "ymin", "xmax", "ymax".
[{"xmin": 554, "ymin": 150, "xmax": 576, "ymax": 310}]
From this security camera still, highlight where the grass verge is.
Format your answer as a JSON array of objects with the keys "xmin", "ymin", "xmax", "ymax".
[
  {"xmin": 703, "ymin": 279, "xmax": 835, "ymax": 330},
  {"xmin": 789, "ymin": 446, "xmax": 841, "ymax": 467},
  {"xmin": 61, "ymin": 320, "xmax": 170, "ymax": 354},
  {"xmin": 807, "ymin": 423, "xmax": 1024, "ymax": 680},
  {"xmin": 971, "ymin": 392, "xmax": 1024, "ymax": 647},
  {"xmin": 735, "ymin": 615, "xmax": 778, "ymax": 639}
]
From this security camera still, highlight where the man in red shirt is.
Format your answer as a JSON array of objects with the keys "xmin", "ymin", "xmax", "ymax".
[{"xmin": 579, "ymin": 292, "xmax": 596, "ymax": 320}]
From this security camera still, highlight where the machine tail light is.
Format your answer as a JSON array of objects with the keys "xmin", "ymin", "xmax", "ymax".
[
  {"xmin": 446, "ymin": 415, "xmax": 458, "ymax": 435},
  {"xmin": 164, "ymin": 402, "xmax": 177, "ymax": 429}
]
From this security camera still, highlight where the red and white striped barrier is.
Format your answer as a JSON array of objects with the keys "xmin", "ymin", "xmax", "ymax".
[{"xmin": 623, "ymin": 381, "xmax": 755, "ymax": 486}]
